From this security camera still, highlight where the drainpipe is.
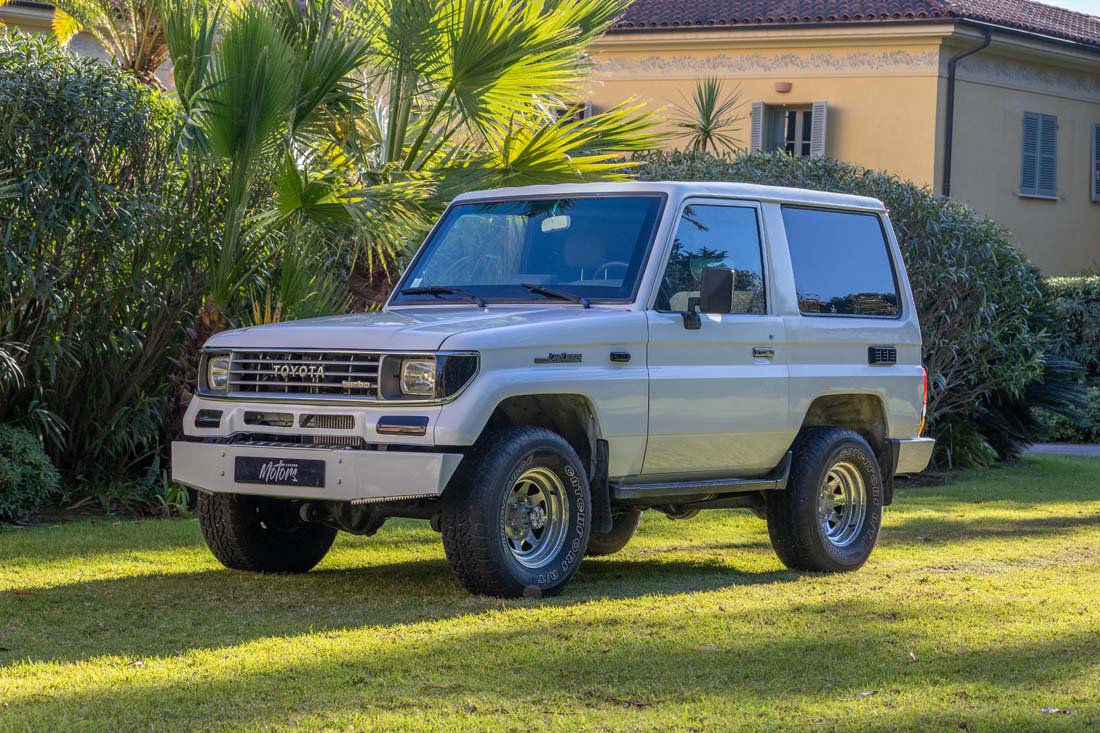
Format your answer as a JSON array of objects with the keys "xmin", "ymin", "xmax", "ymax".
[{"xmin": 941, "ymin": 26, "xmax": 992, "ymax": 197}]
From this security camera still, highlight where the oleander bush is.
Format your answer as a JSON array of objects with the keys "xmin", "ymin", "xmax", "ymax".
[
  {"xmin": 1045, "ymin": 276, "xmax": 1100, "ymax": 381},
  {"xmin": 0, "ymin": 424, "xmax": 61, "ymax": 520},
  {"xmin": 1037, "ymin": 276, "xmax": 1100, "ymax": 443},
  {"xmin": 0, "ymin": 31, "xmax": 220, "ymax": 482},
  {"xmin": 635, "ymin": 149, "xmax": 1083, "ymax": 465}
]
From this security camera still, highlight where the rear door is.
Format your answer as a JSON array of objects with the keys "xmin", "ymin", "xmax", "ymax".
[
  {"xmin": 643, "ymin": 199, "xmax": 792, "ymax": 478},
  {"xmin": 778, "ymin": 206, "xmax": 924, "ymax": 439}
]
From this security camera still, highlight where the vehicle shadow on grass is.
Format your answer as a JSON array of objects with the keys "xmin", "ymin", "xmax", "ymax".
[
  {"xmin": 0, "ymin": 552, "xmax": 801, "ymax": 668},
  {"xmin": 884, "ymin": 511, "xmax": 1100, "ymax": 544},
  {"xmin": 3, "ymin": 598, "xmax": 1097, "ymax": 732}
]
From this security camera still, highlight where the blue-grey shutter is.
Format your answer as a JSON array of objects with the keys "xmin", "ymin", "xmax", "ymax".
[
  {"xmin": 1020, "ymin": 112, "xmax": 1057, "ymax": 198},
  {"xmin": 1037, "ymin": 114, "xmax": 1058, "ymax": 198},
  {"xmin": 1020, "ymin": 113, "xmax": 1040, "ymax": 196},
  {"xmin": 1091, "ymin": 123, "xmax": 1100, "ymax": 203},
  {"xmin": 810, "ymin": 101, "xmax": 828, "ymax": 157},
  {"xmin": 749, "ymin": 102, "xmax": 765, "ymax": 151}
]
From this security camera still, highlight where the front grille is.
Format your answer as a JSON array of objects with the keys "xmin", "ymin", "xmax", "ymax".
[
  {"xmin": 228, "ymin": 351, "xmax": 380, "ymax": 398},
  {"xmin": 232, "ymin": 435, "xmax": 367, "ymax": 449}
]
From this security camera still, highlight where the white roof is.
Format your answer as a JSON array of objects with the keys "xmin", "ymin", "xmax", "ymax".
[{"xmin": 452, "ymin": 181, "xmax": 886, "ymax": 212}]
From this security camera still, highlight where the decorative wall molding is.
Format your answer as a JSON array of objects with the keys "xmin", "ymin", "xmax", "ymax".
[
  {"xmin": 958, "ymin": 55, "xmax": 1100, "ymax": 101},
  {"xmin": 596, "ymin": 50, "xmax": 940, "ymax": 78}
]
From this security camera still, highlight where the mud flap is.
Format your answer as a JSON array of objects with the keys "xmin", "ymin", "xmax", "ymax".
[{"xmin": 590, "ymin": 439, "xmax": 613, "ymax": 534}]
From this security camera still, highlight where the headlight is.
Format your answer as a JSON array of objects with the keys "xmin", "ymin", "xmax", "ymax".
[
  {"xmin": 379, "ymin": 353, "xmax": 478, "ymax": 401},
  {"xmin": 206, "ymin": 353, "xmax": 231, "ymax": 392},
  {"xmin": 399, "ymin": 358, "xmax": 436, "ymax": 396}
]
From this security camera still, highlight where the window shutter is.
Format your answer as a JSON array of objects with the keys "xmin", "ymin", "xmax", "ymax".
[
  {"xmin": 1091, "ymin": 123, "xmax": 1099, "ymax": 203},
  {"xmin": 750, "ymin": 102, "xmax": 765, "ymax": 151},
  {"xmin": 1021, "ymin": 112, "xmax": 1057, "ymax": 198},
  {"xmin": 810, "ymin": 101, "xmax": 828, "ymax": 157},
  {"xmin": 1037, "ymin": 114, "xmax": 1058, "ymax": 198},
  {"xmin": 1020, "ymin": 113, "xmax": 1039, "ymax": 196}
]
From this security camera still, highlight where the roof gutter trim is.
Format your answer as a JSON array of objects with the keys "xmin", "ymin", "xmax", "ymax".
[{"xmin": 608, "ymin": 16, "xmax": 1100, "ymax": 55}]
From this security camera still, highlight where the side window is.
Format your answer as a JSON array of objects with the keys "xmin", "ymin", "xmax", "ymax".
[
  {"xmin": 782, "ymin": 207, "xmax": 900, "ymax": 317},
  {"xmin": 656, "ymin": 204, "xmax": 766, "ymax": 314}
]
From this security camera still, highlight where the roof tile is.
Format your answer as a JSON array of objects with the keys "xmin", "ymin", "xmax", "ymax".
[{"xmin": 614, "ymin": 0, "xmax": 1100, "ymax": 49}]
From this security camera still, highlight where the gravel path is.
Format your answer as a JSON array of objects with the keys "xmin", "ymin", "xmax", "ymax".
[{"xmin": 1027, "ymin": 443, "xmax": 1100, "ymax": 457}]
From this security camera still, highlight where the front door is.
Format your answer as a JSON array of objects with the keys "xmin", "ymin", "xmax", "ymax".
[{"xmin": 643, "ymin": 200, "xmax": 791, "ymax": 478}]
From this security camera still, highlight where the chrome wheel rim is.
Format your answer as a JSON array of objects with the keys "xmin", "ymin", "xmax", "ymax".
[
  {"xmin": 818, "ymin": 460, "xmax": 867, "ymax": 548},
  {"xmin": 502, "ymin": 467, "xmax": 569, "ymax": 569}
]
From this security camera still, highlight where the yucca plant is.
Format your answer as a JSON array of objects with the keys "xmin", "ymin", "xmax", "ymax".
[
  {"xmin": 670, "ymin": 77, "xmax": 745, "ymax": 154},
  {"xmin": 1, "ymin": 0, "xmax": 169, "ymax": 87}
]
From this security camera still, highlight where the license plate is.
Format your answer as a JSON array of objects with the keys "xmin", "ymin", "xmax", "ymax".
[{"xmin": 234, "ymin": 456, "xmax": 326, "ymax": 488}]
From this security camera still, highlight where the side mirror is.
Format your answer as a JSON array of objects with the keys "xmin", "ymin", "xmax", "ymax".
[{"xmin": 681, "ymin": 268, "xmax": 734, "ymax": 330}]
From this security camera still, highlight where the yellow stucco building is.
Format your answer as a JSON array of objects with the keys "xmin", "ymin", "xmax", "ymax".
[
  {"xmin": 590, "ymin": 0, "xmax": 1100, "ymax": 274},
  {"xmin": 4, "ymin": 0, "xmax": 1098, "ymax": 273}
]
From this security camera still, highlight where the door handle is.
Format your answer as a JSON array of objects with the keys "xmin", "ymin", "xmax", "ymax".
[{"xmin": 752, "ymin": 346, "xmax": 776, "ymax": 359}]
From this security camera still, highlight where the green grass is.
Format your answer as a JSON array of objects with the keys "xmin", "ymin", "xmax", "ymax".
[{"xmin": 1, "ymin": 455, "xmax": 1099, "ymax": 732}]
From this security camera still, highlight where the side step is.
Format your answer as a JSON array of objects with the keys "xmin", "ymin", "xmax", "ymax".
[{"xmin": 612, "ymin": 452, "xmax": 792, "ymax": 502}]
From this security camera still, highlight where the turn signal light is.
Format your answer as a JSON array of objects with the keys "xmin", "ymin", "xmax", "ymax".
[{"xmin": 919, "ymin": 367, "xmax": 929, "ymax": 436}]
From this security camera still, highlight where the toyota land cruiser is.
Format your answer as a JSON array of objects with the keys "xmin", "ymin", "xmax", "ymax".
[{"xmin": 172, "ymin": 182, "xmax": 934, "ymax": 597}]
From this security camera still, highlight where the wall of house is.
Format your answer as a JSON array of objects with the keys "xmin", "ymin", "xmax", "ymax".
[
  {"xmin": 945, "ymin": 40, "xmax": 1100, "ymax": 275},
  {"xmin": 588, "ymin": 26, "xmax": 949, "ymax": 188}
]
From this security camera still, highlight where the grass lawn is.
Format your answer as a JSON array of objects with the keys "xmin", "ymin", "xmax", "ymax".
[{"xmin": 1, "ymin": 454, "xmax": 1099, "ymax": 732}]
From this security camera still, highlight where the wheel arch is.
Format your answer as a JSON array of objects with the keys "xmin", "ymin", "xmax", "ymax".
[
  {"xmin": 483, "ymin": 393, "xmax": 602, "ymax": 471},
  {"xmin": 479, "ymin": 393, "xmax": 613, "ymax": 533},
  {"xmin": 797, "ymin": 392, "xmax": 895, "ymax": 504}
]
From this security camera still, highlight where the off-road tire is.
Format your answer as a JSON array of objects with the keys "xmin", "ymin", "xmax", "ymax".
[
  {"xmin": 586, "ymin": 508, "xmax": 642, "ymax": 556},
  {"xmin": 766, "ymin": 427, "xmax": 883, "ymax": 572},
  {"xmin": 197, "ymin": 492, "xmax": 337, "ymax": 573},
  {"xmin": 440, "ymin": 427, "xmax": 591, "ymax": 598}
]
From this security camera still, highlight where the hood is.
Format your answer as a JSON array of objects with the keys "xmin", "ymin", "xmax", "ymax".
[{"xmin": 204, "ymin": 306, "xmax": 635, "ymax": 352}]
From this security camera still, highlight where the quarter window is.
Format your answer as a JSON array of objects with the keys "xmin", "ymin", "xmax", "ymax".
[
  {"xmin": 656, "ymin": 204, "xmax": 766, "ymax": 314},
  {"xmin": 782, "ymin": 207, "xmax": 900, "ymax": 317}
]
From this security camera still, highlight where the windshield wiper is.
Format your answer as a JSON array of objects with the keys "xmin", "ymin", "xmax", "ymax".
[
  {"xmin": 401, "ymin": 286, "xmax": 486, "ymax": 307},
  {"xmin": 521, "ymin": 283, "xmax": 591, "ymax": 309}
]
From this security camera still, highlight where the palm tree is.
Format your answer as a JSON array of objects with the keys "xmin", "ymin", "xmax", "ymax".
[
  {"xmin": 0, "ymin": 0, "xmax": 169, "ymax": 87},
  {"xmin": 670, "ymin": 77, "xmax": 745, "ymax": 155},
  {"xmin": 161, "ymin": 0, "xmax": 658, "ymax": 321}
]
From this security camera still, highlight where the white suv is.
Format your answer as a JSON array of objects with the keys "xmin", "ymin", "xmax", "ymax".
[{"xmin": 173, "ymin": 182, "xmax": 934, "ymax": 597}]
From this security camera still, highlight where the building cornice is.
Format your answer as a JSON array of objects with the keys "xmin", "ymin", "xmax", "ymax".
[{"xmin": 595, "ymin": 22, "xmax": 958, "ymax": 52}]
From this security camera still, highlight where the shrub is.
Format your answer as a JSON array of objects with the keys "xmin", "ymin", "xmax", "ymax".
[
  {"xmin": 0, "ymin": 31, "xmax": 221, "ymax": 481},
  {"xmin": 634, "ymin": 150, "xmax": 1055, "ymax": 464},
  {"xmin": 0, "ymin": 424, "xmax": 61, "ymax": 520},
  {"xmin": 1041, "ymin": 387, "xmax": 1100, "ymax": 443},
  {"xmin": 1045, "ymin": 276, "xmax": 1100, "ymax": 381}
]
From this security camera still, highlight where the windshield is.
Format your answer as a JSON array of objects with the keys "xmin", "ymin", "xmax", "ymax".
[{"xmin": 391, "ymin": 195, "xmax": 665, "ymax": 305}]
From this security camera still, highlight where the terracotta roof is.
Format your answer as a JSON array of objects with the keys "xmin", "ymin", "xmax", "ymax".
[{"xmin": 614, "ymin": 0, "xmax": 1100, "ymax": 49}]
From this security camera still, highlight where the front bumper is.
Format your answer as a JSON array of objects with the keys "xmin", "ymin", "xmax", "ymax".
[
  {"xmin": 893, "ymin": 437, "xmax": 936, "ymax": 474},
  {"xmin": 171, "ymin": 441, "xmax": 463, "ymax": 503}
]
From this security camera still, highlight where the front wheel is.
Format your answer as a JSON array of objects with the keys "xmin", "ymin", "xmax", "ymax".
[
  {"xmin": 197, "ymin": 492, "xmax": 337, "ymax": 573},
  {"xmin": 441, "ymin": 427, "xmax": 591, "ymax": 597},
  {"xmin": 766, "ymin": 427, "xmax": 883, "ymax": 572}
]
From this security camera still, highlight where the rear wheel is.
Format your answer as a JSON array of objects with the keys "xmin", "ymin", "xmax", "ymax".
[
  {"xmin": 197, "ymin": 492, "xmax": 337, "ymax": 573},
  {"xmin": 766, "ymin": 428, "xmax": 883, "ymax": 572},
  {"xmin": 586, "ymin": 508, "xmax": 642, "ymax": 556},
  {"xmin": 441, "ymin": 427, "xmax": 591, "ymax": 597}
]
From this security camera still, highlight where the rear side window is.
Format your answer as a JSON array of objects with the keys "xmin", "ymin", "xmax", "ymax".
[{"xmin": 781, "ymin": 207, "xmax": 900, "ymax": 317}]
